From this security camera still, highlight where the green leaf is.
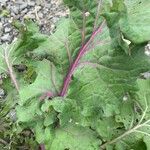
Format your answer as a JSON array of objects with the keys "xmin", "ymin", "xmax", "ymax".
[
  {"xmin": 44, "ymin": 112, "xmax": 57, "ymax": 127},
  {"xmin": 115, "ymin": 99, "xmax": 134, "ymax": 130},
  {"xmin": 50, "ymin": 124, "xmax": 100, "ymax": 150},
  {"xmin": 31, "ymin": 19, "xmax": 72, "ymax": 71},
  {"xmin": 122, "ymin": 0, "xmax": 150, "ymax": 43},
  {"xmin": 103, "ymin": 0, "xmax": 150, "ymax": 44},
  {"xmin": 16, "ymin": 98, "xmax": 40, "ymax": 123},
  {"xmin": 99, "ymin": 79, "xmax": 150, "ymax": 149},
  {"xmin": 42, "ymin": 97, "xmax": 80, "ymax": 126},
  {"xmin": 0, "ymin": 44, "xmax": 16, "ymax": 74},
  {"xmin": 19, "ymin": 59, "xmax": 63, "ymax": 105},
  {"xmin": 102, "ymin": 0, "xmax": 129, "ymax": 53},
  {"xmin": 0, "ymin": 91, "xmax": 17, "ymax": 118},
  {"xmin": 13, "ymin": 20, "xmax": 48, "ymax": 57},
  {"xmin": 63, "ymin": 0, "xmax": 105, "ymax": 58},
  {"xmin": 143, "ymin": 136, "xmax": 150, "ymax": 150},
  {"xmin": 136, "ymin": 79, "xmax": 150, "ymax": 113},
  {"xmin": 35, "ymin": 122, "xmax": 54, "ymax": 145},
  {"xmin": 69, "ymin": 45, "xmax": 150, "ymax": 117},
  {"xmin": 95, "ymin": 117, "xmax": 123, "ymax": 141},
  {"xmin": 63, "ymin": 0, "xmax": 100, "ymax": 37}
]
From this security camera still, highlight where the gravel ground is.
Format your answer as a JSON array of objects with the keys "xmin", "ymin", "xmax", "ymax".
[{"xmin": 0, "ymin": 0, "xmax": 69, "ymax": 44}]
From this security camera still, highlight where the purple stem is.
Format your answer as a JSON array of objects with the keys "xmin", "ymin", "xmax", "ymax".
[
  {"xmin": 59, "ymin": 25, "xmax": 103, "ymax": 97},
  {"xmin": 39, "ymin": 144, "xmax": 45, "ymax": 150}
]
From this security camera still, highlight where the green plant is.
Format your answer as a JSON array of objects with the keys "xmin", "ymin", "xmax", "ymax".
[{"xmin": 0, "ymin": 0, "xmax": 150, "ymax": 149}]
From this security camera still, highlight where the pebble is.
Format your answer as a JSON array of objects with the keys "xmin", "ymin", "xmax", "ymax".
[
  {"xmin": 0, "ymin": 88, "xmax": 5, "ymax": 98},
  {"xmin": 7, "ymin": 109, "xmax": 17, "ymax": 121},
  {"xmin": 19, "ymin": 3, "xmax": 28, "ymax": 11},
  {"xmin": 38, "ymin": 12, "xmax": 43, "ymax": 18},
  {"xmin": 28, "ymin": 1, "xmax": 35, "ymax": 7},
  {"xmin": 0, "ymin": 22, "xmax": 2, "ymax": 30},
  {"xmin": 12, "ymin": 7, "xmax": 19, "ymax": 14},
  {"xmin": 141, "ymin": 72, "xmax": 150, "ymax": 79},
  {"xmin": 1, "ymin": 33, "xmax": 12, "ymax": 42},
  {"xmin": 4, "ymin": 26, "xmax": 11, "ymax": 33},
  {"xmin": 35, "ymin": 5, "xmax": 42, "ymax": 11},
  {"xmin": 22, "ymin": 8, "xmax": 28, "ymax": 15}
]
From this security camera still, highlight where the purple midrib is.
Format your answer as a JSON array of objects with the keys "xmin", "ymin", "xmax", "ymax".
[{"xmin": 59, "ymin": 25, "xmax": 103, "ymax": 97}]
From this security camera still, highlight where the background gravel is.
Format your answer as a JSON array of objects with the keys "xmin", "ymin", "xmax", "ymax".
[{"xmin": 0, "ymin": 0, "xmax": 69, "ymax": 44}]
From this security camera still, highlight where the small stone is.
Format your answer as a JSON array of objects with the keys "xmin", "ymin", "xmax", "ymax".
[
  {"xmin": 0, "ymin": 88, "xmax": 5, "ymax": 98},
  {"xmin": 0, "ymin": 22, "xmax": 2, "ymax": 30},
  {"xmin": 123, "ymin": 95, "xmax": 128, "ymax": 101},
  {"xmin": 38, "ymin": 12, "xmax": 43, "ymax": 18},
  {"xmin": 19, "ymin": 3, "xmax": 28, "ymax": 10},
  {"xmin": 45, "ymin": 3, "xmax": 51, "ymax": 8},
  {"xmin": 3, "ymin": 22, "xmax": 9, "ymax": 27},
  {"xmin": 0, "ymin": 1, "xmax": 7, "ymax": 6},
  {"xmin": 0, "ymin": 76, "xmax": 2, "ymax": 84},
  {"xmin": 15, "ymin": 1, "xmax": 24, "ymax": 5},
  {"xmin": 35, "ymin": 6, "xmax": 42, "ymax": 11},
  {"xmin": 8, "ymin": 109, "xmax": 17, "ymax": 121},
  {"xmin": 43, "ymin": 9, "xmax": 49, "ymax": 14},
  {"xmin": 145, "ymin": 43, "xmax": 150, "ymax": 56},
  {"xmin": 1, "ymin": 33, "xmax": 12, "ymax": 42},
  {"xmin": 141, "ymin": 72, "xmax": 150, "ymax": 79},
  {"xmin": 52, "ymin": 16, "xmax": 59, "ymax": 23},
  {"xmin": 22, "ymin": 8, "xmax": 28, "ymax": 15},
  {"xmin": 4, "ymin": 26, "xmax": 11, "ymax": 33},
  {"xmin": 12, "ymin": 7, "xmax": 19, "ymax": 14},
  {"xmin": 28, "ymin": 1, "xmax": 35, "ymax": 7}
]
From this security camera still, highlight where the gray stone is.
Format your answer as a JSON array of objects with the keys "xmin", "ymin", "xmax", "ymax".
[
  {"xmin": 0, "ymin": 0, "xmax": 7, "ymax": 4},
  {"xmin": 45, "ymin": 3, "xmax": 52, "ymax": 8},
  {"xmin": 4, "ymin": 26, "xmax": 11, "ymax": 33},
  {"xmin": 3, "ymin": 22, "xmax": 9, "ymax": 27},
  {"xmin": 0, "ymin": 88, "xmax": 5, "ymax": 98},
  {"xmin": 35, "ymin": 6, "xmax": 42, "ymax": 11},
  {"xmin": 8, "ymin": 109, "xmax": 17, "ymax": 121},
  {"xmin": 142, "ymin": 72, "xmax": 150, "ymax": 79},
  {"xmin": 28, "ymin": 1, "xmax": 35, "ymax": 7},
  {"xmin": 22, "ymin": 8, "xmax": 28, "ymax": 15},
  {"xmin": 1, "ymin": 33, "xmax": 12, "ymax": 42},
  {"xmin": 15, "ymin": 1, "xmax": 24, "ymax": 5},
  {"xmin": 38, "ymin": 12, "xmax": 43, "ymax": 18},
  {"xmin": 12, "ymin": 7, "xmax": 19, "ymax": 14},
  {"xmin": 0, "ymin": 22, "xmax": 2, "ymax": 30},
  {"xmin": 19, "ymin": 3, "xmax": 28, "ymax": 10}
]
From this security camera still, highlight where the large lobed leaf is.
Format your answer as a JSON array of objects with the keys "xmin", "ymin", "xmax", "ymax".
[{"xmin": 103, "ymin": 0, "xmax": 150, "ymax": 44}]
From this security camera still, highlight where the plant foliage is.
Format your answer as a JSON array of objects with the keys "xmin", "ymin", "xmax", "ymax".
[{"xmin": 0, "ymin": 0, "xmax": 150, "ymax": 149}]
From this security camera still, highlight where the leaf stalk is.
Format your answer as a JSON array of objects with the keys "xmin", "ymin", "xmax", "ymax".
[{"xmin": 60, "ymin": 24, "xmax": 103, "ymax": 97}]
